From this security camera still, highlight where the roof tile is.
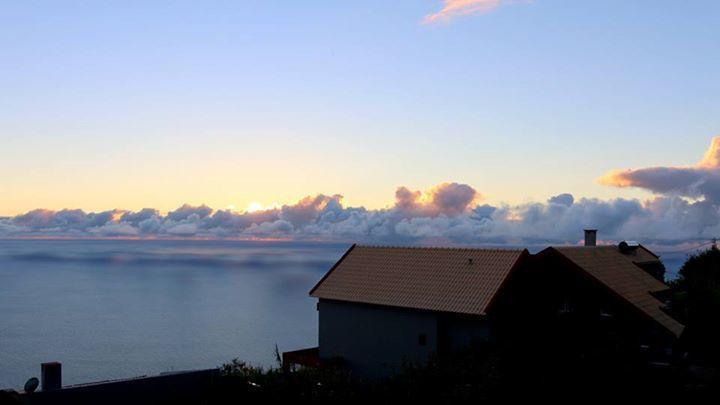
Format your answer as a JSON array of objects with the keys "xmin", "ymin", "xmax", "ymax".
[
  {"xmin": 552, "ymin": 246, "xmax": 684, "ymax": 337},
  {"xmin": 310, "ymin": 245, "xmax": 527, "ymax": 316}
]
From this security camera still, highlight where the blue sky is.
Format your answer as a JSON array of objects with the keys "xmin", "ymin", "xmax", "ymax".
[{"xmin": 1, "ymin": 0, "xmax": 719, "ymax": 216}]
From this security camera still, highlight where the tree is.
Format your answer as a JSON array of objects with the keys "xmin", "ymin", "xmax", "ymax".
[{"xmin": 670, "ymin": 245, "xmax": 720, "ymax": 365}]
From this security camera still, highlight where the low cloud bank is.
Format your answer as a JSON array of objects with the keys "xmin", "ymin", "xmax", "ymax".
[{"xmin": 2, "ymin": 181, "xmax": 718, "ymax": 247}]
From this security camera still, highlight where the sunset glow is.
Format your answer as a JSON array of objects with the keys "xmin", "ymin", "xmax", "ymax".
[
  {"xmin": 1, "ymin": 1, "xmax": 718, "ymax": 243},
  {"xmin": 242, "ymin": 202, "xmax": 279, "ymax": 213}
]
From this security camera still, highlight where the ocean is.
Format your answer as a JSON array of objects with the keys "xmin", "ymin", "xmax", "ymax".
[
  {"xmin": 0, "ymin": 239, "xmax": 349, "ymax": 389},
  {"xmin": 0, "ymin": 239, "xmax": 691, "ymax": 389}
]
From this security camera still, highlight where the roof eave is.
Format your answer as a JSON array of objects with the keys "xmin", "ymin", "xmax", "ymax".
[{"xmin": 309, "ymin": 243, "xmax": 356, "ymax": 297}]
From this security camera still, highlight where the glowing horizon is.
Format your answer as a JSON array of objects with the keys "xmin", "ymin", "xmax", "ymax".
[{"xmin": 2, "ymin": 1, "xmax": 719, "ymax": 231}]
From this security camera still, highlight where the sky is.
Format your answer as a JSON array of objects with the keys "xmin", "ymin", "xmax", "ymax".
[{"xmin": 1, "ymin": 1, "xmax": 719, "ymax": 245}]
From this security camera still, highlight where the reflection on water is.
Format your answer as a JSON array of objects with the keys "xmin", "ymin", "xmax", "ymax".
[{"xmin": 0, "ymin": 239, "xmax": 349, "ymax": 388}]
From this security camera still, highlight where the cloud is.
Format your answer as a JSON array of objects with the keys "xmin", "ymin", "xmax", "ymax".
[
  {"xmin": 548, "ymin": 193, "xmax": 574, "ymax": 207},
  {"xmin": 393, "ymin": 182, "xmax": 478, "ymax": 217},
  {"xmin": 166, "ymin": 204, "xmax": 213, "ymax": 221},
  {"xmin": 599, "ymin": 137, "xmax": 720, "ymax": 203},
  {"xmin": 3, "ymin": 181, "xmax": 719, "ymax": 248},
  {"xmin": 280, "ymin": 194, "xmax": 343, "ymax": 227},
  {"xmin": 121, "ymin": 208, "xmax": 160, "ymax": 226},
  {"xmin": 242, "ymin": 220, "xmax": 294, "ymax": 237},
  {"xmin": 422, "ymin": 0, "xmax": 526, "ymax": 24},
  {"xmin": 89, "ymin": 222, "xmax": 139, "ymax": 237}
]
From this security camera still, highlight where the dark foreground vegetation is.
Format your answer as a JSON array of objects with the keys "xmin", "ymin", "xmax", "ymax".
[
  {"xmin": 669, "ymin": 245, "xmax": 720, "ymax": 365},
  {"xmin": 205, "ymin": 342, "xmax": 718, "ymax": 404}
]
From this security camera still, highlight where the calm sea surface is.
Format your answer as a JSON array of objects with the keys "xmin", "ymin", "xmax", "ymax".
[
  {"xmin": 0, "ymin": 239, "xmax": 349, "ymax": 389},
  {"xmin": 0, "ymin": 239, "xmax": 690, "ymax": 389}
]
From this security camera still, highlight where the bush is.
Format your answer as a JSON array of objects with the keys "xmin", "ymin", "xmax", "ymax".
[{"xmin": 209, "ymin": 340, "xmax": 697, "ymax": 403}]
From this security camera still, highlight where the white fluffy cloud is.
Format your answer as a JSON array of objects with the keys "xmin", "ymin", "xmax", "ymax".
[{"xmin": 2, "ymin": 181, "xmax": 719, "ymax": 247}]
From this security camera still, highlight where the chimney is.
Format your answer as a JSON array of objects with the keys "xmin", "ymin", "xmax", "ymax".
[
  {"xmin": 584, "ymin": 229, "xmax": 597, "ymax": 247},
  {"xmin": 41, "ymin": 362, "xmax": 61, "ymax": 391}
]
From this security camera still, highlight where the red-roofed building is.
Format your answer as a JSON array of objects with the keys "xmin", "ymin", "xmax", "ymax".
[{"xmin": 294, "ymin": 232, "xmax": 683, "ymax": 377}]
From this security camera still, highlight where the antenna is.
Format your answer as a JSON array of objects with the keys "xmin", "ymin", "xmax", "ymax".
[{"xmin": 24, "ymin": 377, "xmax": 39, "ymax": 394}]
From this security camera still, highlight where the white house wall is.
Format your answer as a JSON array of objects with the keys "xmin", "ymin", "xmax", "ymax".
[{"xmin": 318, "ymin": 299, "xmax": 438, "ymax": 377}]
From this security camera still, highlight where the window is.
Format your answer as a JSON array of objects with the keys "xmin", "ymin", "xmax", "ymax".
[
  {"xmin": 418, "ymin": 333, "xmax": 427, "ymax": 346},
  {"xmin": 599, "ymin": 308, "xmax": 614, "ymax": 320},
  {"xmin": 558, "ymin": 300, "xmax": 573, "ymax": 315}
]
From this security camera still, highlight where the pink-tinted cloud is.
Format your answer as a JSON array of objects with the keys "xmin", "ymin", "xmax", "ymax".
[
  {"xmin": 2, "ymin": 182, "xmax": 719, "ymax": 246},
  {"xmin": 599, "ymin": 137, "xmax": 720, "ymax": 202},
  {"xmin": 698, "ymin": 137, "xmax": 720, "ymax": 168},
  {"xmin": 423, "ymin": 0, "xmax": 525, "ymax": 24},
  {"xmin": 393, "ymin": 182, "xmax": 479, "ymax": 216}
]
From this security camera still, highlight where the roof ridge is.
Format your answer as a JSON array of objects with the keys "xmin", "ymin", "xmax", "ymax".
[
  {"xmin": 354, "ymin": 244, "xmax": 522, "ymax": 252},
  {"xmin": 553, "ymin": 245, "xmax": 617, "ymax": 249}
]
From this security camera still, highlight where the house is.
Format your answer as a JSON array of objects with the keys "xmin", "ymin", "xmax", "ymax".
[
  {"xmin": 492, "ymin": 241, "xmax": 684, "ymax": 360},
  {"xmin": 292, "ymin": 231, "xmax": 684, "ymax": 377},
  {"xmin": 308, "ymin": 246, "xmax": 528, "ymax": 376}
]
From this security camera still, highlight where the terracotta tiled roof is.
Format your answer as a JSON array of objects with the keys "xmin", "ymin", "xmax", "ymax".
[
  {"xmin": 310, "ymin": 245, "xmax": 528, "ymax": 316},
  {"xmin": 621, "ymin": 244, "xmax": 660, "ymax": 264},
  {"xmin": 550, "ymin": 246, "xmax": 684, "ymax": 337}
]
